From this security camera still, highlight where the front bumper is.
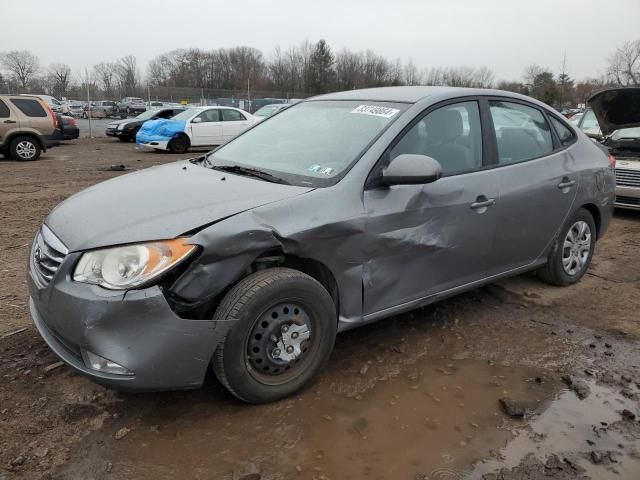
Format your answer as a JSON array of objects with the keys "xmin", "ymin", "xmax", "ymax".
[
  {"xmin": 136, "ymin": 139, "xmax": 170, "ymax": 151},
  {"xmin": 28, "ymin": 245, "xmax": 229, "ymax": 391},
  {"xmin": 105, "ymin": 127, "xmax": 125, "ymax": 137},
  {"xmin": 615, "ymin": 185, "xmax": 640, "ymax": 210}
]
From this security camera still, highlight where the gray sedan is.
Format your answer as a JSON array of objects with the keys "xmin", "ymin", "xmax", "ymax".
[{"xmin": 28, "ymin": 87, "xmax": 615, "ymax": 403}]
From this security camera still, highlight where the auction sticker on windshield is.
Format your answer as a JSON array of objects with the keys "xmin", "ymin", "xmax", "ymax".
[{"xmin": 351, "ymin": 105, "xmax": 400, "ymax": 118}]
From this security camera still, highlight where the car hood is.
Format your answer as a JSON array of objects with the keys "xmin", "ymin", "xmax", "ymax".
[
  {"xmin": 138, "ymin": 119, "xmax": 185, "ymax": 139},
  {"xmin": 588, "ymin": 87, "xmax": 640, "ymax": 136},
  {"xmin": 45, "ymin": 161, "xmax": 314, "ymax": 252},
  {"xmin": 107, "ymin": 118, "xmax": 131, "ymax": 126}
]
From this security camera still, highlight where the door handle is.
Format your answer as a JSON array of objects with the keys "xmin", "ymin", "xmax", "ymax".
[
  {"xmin": 470, "ymin": 197, "xmax": 496, "ymax": 209},
  {"xmin": 4, "ymin": 120, "xmax": 16, "ymax": 124},
  {"xmin": 558, "ymin": 179, "xmax": 576, "ymax": 190}
]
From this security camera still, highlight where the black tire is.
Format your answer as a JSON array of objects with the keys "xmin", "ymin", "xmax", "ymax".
[
  {"xmin": 9, "ymin": 136, "xmax": 41, "ymax": 161},
  {"xmin": 168, "ymin": 135, "xmax": 189, "ymax": 153},
  {"xmin": 538, "ymin": 208, "xmax": 596, "ymax": 286},
  {"xmin": 212, "ymin": 267, "xmax": 337, "ymax": 403},
  {"xmin": 118, "ymin": 136, "xmax": 130, "ymax": 142}
]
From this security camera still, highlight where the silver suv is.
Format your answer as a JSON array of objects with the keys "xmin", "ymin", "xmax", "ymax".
[{"xmin": 116, "ymin": 97, "xmax": 147, "ymax": 117}]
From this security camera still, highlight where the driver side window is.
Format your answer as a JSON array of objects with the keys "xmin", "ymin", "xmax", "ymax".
[
  {"xmin": 195, "ymin": 109, "xmax": 220, "ymax": 123},
  {"xmin": 390, "ymin": 101, "xmax": 483, "ymax": 176}
]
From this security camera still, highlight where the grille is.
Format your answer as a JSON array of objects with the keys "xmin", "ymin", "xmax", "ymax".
[
  {"xmin": 615, "ymin": 168, "xmax": 640, "ymax": 187},
  {"xmin": 616, "ymin": 195, "xmax": 640, "ymax": 206},
  {"xmin": 32, "ymin": 225, "xmax": 68, "ymax": 286}
]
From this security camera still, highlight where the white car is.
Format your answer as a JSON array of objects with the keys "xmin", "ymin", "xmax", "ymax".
[{"xmin": 136, "ymin": 106, "xmax": 257, "ymax": 153}]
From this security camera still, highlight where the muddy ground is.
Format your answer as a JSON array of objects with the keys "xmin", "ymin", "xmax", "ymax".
[{"xmin": 0, "ymin": 139, "xmax": 639, "ymax": 480}]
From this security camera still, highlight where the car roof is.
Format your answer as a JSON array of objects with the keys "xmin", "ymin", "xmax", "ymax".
[{"xmin": 313, "ymin": 86, "xmax": 538, "ymax": 104}]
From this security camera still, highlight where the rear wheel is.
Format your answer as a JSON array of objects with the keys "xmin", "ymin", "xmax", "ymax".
[
  {"xmin": 212, "ymin": 267, "xmax": 337, "ymax": 403},
  {"xmin": 538, "ymin": 208, "xmax": 596, "ymax": 286},
  {"xmin": 10, "ymin": 136, "xmax": 41, "ymax": 161},
  {"xmin": 168, "ymin": 135, "xmax": 189, "ymax": 153}
]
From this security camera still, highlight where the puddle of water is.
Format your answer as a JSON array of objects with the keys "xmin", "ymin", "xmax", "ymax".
[
  {"xmin": 80, "ymin": 360, "xmax": 558, "ymax": 480},
  {"xmin": 469, "ymin": 381, "xmax": 640, "ymax": 479}
]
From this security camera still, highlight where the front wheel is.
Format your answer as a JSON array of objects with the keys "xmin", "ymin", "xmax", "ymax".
[
  {"xmin": 168, "ymin": 135, "xmax": 189, "ymax": 153},
  {"xmin": 212, "ymin": 268, "xmax": 337, "ymax": 403},
  {"xmin": 538, "ymin": 208, "xmax": 596, "ymax": 286}
]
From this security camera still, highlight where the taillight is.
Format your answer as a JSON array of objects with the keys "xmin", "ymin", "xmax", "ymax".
[
  {"xmin": 68, "ymin": 118, "xmax": 76, "ymax": 126},
  {"xmin": 608, "ymin": 153, "xmax": 616, "ymax": 168},
  {"xmin": 45, "ymin": 104, "xmax": 58, "ymax": 129}
]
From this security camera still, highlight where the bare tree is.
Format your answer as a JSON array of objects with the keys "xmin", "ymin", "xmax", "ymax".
[
  {"xmin": 403, "ymin": 59, "xmax": 422, "ymax": 86},
  {"xmin": 115, "ymin": 55, "xmax": 139, "ymax": 96},
  {"xmin": 607, "ymin": 38, "xmax": 640, "ymax": 86},
  {"xmin": 1, "ymin": 50, "xmax": 40, "ymax": 90},
  {"xmin": 93, "ymin": 62, "xmax": 118, "ymax": 96},
  {"xmin": 47, "ymin": 63, "xmax": 72, "ymax": 97}
]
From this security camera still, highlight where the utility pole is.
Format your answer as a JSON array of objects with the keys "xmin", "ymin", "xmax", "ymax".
[
  {"xmin": 247, "ymin": 78, "xmax": 250, "ymax": 112},
  {"xmin": 85, "ymin": 68, "xmax": 93, "ymax": 138}
]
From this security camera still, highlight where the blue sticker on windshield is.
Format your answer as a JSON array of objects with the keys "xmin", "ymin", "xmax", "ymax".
[{"xmin": 308, "ymin": 164, "xmax": 323, "ymax": 173}]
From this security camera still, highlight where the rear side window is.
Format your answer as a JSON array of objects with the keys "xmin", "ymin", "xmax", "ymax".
[
  {"xmin": 221, "ymin": 109, "xmax": 246, "ymax": 121},
  {"xmin": 11, "ymin": 98, "xmax": 47, "ymax": 117},
  {"xmin": 489, "ymin": 101, "xmax": 553, "ymax": 164},
  {"xmin": 549, "ymin": 116, "xmax": 576, "ymax": 147},
  {"xmin": 0, "ymin": 100, "xmax": 9, "ymax": 118}
]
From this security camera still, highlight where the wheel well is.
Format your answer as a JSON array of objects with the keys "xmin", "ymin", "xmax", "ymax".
[
  {"xmin": 251, "ymin": 251, "xmax": 340, "ymax": 318},
  {"xmin": 6, "ymin": 132, "xmax": 43, "ymax": 151},
  {"xmin": 580, "ymin": 203, "xmax": 601, "ymax": 239}
]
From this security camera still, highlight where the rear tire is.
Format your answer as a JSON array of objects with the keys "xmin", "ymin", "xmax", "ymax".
[
  {"xmin": 168, "ymin": 135, "xmax": 189, "ymax": 153},
  {"xmin": 538, "ymin": 208, "xmax": 596, "ymax": 286},
  {"xmin": 212, "ymin": 267, "xmax": 337, "ymax": 403},
  {"xmin": 10, "ymin": 136, "xmax": 41, "ymax": 161}
]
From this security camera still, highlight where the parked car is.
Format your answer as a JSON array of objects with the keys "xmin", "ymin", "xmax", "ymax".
[
  {"xmin": 253, "ymin": 103, "xmax": 290, "ymax": 120},
  {"xmin": 574, "ymin": 108, "xmax": 602, "ymax": 140},
  {"xmin": 136, "ymin": 106, "xmax": 256, "ymax": 153},
  {"xmin": 115, "ymin": 97, "xmax": 147, "ymax": 117},
  {"xmin": 0, "ymin": 94, "xmax": 61, "ymax": 160},
  {"xmin": 66, "ymin": 102, "xmax": 85, "ymax": 118},
  {"xmin": 105, "ymin": 107, "xmax": 185, "ymax": 142},
  {"xmin": 28, "ymin": 86, "xmax": 615, "ymax": 402},
  {"xmin": 86, "ymin": 100, "xmax": 117, "ymax": 118},
  {"xmin": 588, "ymin": 87, "xmax": 640, "ymax": 210},
  {"xmin": 59, "ymin": 115, "xmax": 79, "ymax": 140},
  {"xmin": 80, "ymin": 105, "xmax": 107, "ymax": 119}
]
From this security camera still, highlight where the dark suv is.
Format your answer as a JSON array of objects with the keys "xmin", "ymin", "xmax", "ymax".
[{"xmin": 0, "ymin": 95, "xmax": 61, "ymax": 161}]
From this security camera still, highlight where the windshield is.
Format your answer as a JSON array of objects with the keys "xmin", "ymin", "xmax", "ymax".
[
  {"xmin": 208, "ymin": 100, "xmax": 406, "ymax": 187},
  {"xmin": 580, "ymin": 110, "xmax": 600, "ymax": 130},
  {"xmin": 254, "ymin": 105, "xmax": 282, "ymax": 117},
  {"xmin": 171, "ymin": 108, "xmax": 200, "ymax": 121},
  {"xmin": 136, "ymin": 109, "xmax": 161, "ymax": 120}
]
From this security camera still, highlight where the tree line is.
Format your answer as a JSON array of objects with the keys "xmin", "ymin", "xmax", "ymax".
[{"xmin": 1, "ymin": 38, "xmax": 639, "ymax": 107}]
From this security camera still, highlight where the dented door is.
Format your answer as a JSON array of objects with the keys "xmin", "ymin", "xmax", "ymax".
[{"xmin": 362, "ymin": 170, "xmax": 499, "ymax": 315}]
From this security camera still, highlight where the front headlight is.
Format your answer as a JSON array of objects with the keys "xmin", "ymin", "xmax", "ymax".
[
  {"xmin": 73, "ymin": 239, "xmax": 196, "ymax": 290},
  {"xmin": 117, "ymin": 123, "xmax": 126, "ymax": 130}
]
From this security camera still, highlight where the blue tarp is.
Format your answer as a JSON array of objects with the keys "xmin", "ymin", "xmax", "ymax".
[{"xmin": 136, "ymin": 119, "xmax": 186, "ymax": 144}]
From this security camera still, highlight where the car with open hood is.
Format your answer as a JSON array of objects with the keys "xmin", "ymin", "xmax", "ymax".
[
  {"xmin": 29, "ymin": 86, "xmax": 615, "ymax": 403},
  {"xmin": 587, "ymin": 87, "xmax": 640, "ymax": 210},
  {"xmin": 136, "ymin": 106, "xmax": 256, "ymax": 153}
]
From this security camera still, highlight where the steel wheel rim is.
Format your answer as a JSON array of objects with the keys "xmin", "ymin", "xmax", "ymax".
[
  {"xmin": 16, "ymin": 141, "xmax": 36, "ymax": 160},
  {"xmin": 562, "ymin": 220, "xmax": 591, "ymax": 276},
  {"xmin": 246, "ymin": 301, "xmax": 314, "ymax": 385}
]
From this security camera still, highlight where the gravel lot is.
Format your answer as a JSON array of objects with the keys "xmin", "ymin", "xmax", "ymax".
[{"xmin": 1, "ymin": 139, "xmax": 639, "ymax": 480}]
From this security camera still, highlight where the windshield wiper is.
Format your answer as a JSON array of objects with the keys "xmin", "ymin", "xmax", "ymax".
[{"xmin": 212, "ymin": 164, "xmax": 290, "ymax": 185}]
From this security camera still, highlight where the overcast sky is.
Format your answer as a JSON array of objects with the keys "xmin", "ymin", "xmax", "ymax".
[{"xmin": 2, "ymin": 0, "xmax": 638, "ymax": 81}]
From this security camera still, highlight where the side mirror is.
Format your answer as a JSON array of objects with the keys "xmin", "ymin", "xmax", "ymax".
[
  {"xmin": 379, "ymin": 154, "xmax": 442, "ymax": 186},
  {"xmin": 192, "ymin": 117, "xmax": 203, "ymax": 124}
]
